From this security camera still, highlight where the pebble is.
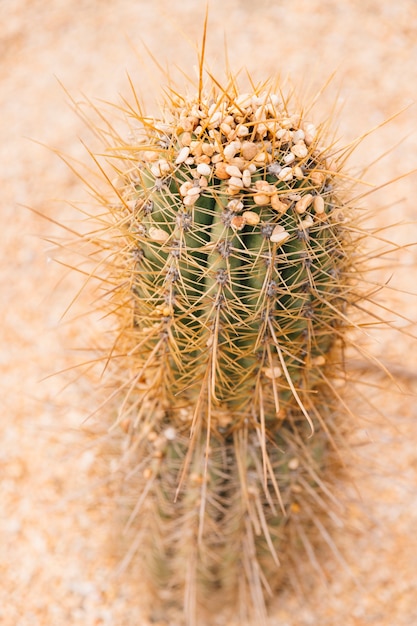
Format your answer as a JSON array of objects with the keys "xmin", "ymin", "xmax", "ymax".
[
  {"xmin": 253, "ymin": 193, "xmax": 270, "ymax": 206},
  {"xmin": 255, "ymin": 180, "xmax": 273, "ymax": 193},
  {"xmin": 229, "ymin": 156, "xmax": 246, "ymax": 171},
  {"xmin": 202, "ymin": 142, "xmax": 215, "ymax": 157},
  {"xmin": 163, "ymin": 427, "xmax": 176, "ymax": 440},
  {"xmin": 190, "ymin": 140, "xmax": 203, "ymax": 157},
  {"xmin": 179, "ymin": 181, "xmax": 193, "ymax": 196},
  {"xmin": 313, "ymin": 195, "xmax": 325, "ymax": 214},
  {"xmin": 228, "ymin": 199, "xmax": 244, "ymax": 212},
  {"xmin": 224, "ymin": 141, "xmax": 240, "ymax": 160},
  {"xmin": 242, "ymin": 210, "xmax": 260, "ymax": 226},
  {"xmin": 256, "ymin": 123, "xmax": 268, "ymax": 138},
  {"xmin": 292, "ymin": 129, "xmax": 305, "ymax": 143},
  {"xmin": 276, "ymin": 129, "xmax": 292, "ymax": 143},
  {"xmin": 175, "ymin": 146, "xmax": 190, "ymax": 164},
  {"xmin": 220, "ymin": 122, "xmax": 232, "ymax": 136},
  {"xmin": 254, "ymin": 151, "xmax": 267, "ymax": 164},
  {"xmin": 270, "ymin": 225, "xmax": 290, "ymax": 245},
  {"xmin": 227, "ymin": 177, "xmax": 243, "ymax": 194},
  {"xmin": 310, "ymin": 171, "xmax": 325, "ymax": 186},
  {"xmin": 196, "ymin": 163, "xmax": 211, "ymax": 177},
  {"xmin": 278, "ymin": 166, "xmax": 293, "ymax": 181},
  {"xmin": 241, "ymin": 141, "xmax": 258, "ymax": 161},
  {"xmin": 183, "ymin": 194, "xmax": 199, "ymax": 206},
  {"xmin": 294, "ymin": 166, "xmax": 304, "ymax": 179},
  {"xmin": 148, "ymin": 227, "xmax": 169, "ymax": 243},
  {"xmin": 235, "ymin": 93, "xmax": 252, "ymax": 109},
  {"xmin": 195, "ymin": 154, "xmax": 211, "ymax": 165},
  {"xmin": 295, "ymin": 194, "xmax": 313, "ymax": 214},
  {"xmin": 242, "ymin": 169, "xmax": 252, "ymax": 187},
  {"xmin": 300, "ymin": 215, "xmax": 314, "ymax": 229},
  {"xmin": 291, "ymin": 141, "xmax": 308, "ymax": 158},
  {"xmin": 143, "ymin": 150, "xmax": 159, "ymax": 162},
  {"xmin": 264, "ymin": 365, "xmax": 282, "ymax": 379},
  {"xmin": 150, "ymin": 159, "xmax": 171, "ymax": 178},
  {"xmin": 236, "ymin": 124, "xmax": 249, "ymax": 137},
  {"xmin": 180, "ymin": 131, "xmax": 192, "ymax": 146},
  {"xmin": 182, "ymin": 117, "xmax": 197, "ymax": 132},
  {"xmin": 288, "ymin": 458, "xmax": 300, "ymax": 470},
  {"xmin": 215, "ymin": 162, "xmax": 230, "ymax": 179},
  {"xmin": 186, "ymin": 185, "xmax": 201, "ymax": 197},
  {"xmin": 283, "ymin": 153, "xmax": 295, "ymax": 165},
  {"xmin": 231, "ymin": 215, "xmax": 246, "ymax": 231},
  {"xmin": 225, "ymin": 164, "xmax": 242, "ymax": 178},
  {"xmin": 271, "ymin": 195, "xmax": 288, "ymax": 213}
]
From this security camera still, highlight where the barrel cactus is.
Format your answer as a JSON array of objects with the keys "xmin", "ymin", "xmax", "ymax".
[{"xmin": 79, "ymin": 76, "xmax": 366, "ymax": 624}]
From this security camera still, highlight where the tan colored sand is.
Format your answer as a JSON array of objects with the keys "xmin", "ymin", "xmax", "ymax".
[{"xmin": 1, "ymin": 1, "xmax": 417, "ymax": 624}]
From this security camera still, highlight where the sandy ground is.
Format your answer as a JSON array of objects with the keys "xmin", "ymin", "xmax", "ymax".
[{"xmin": 1, "ymin": 1, "xmax": 417, "ymax": 624}]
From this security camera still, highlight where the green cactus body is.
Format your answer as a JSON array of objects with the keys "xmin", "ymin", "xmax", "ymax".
[{"xmin": 97, "ymin": 84, "xmax": 357, "ymax": 623}]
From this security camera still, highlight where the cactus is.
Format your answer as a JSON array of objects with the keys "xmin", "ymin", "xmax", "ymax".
[
  {"xmin": 62, "ymin": 63, "xmax": 407, "ymax": 625},
  {"xmin": 90, "ymin": 79, "xmax": 357, "ymax": 624}
]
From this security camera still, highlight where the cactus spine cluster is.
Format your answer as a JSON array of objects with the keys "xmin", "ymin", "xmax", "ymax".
[{"xmin": 81, "ymin": 73, "xmax": 365, "ymax": 624}]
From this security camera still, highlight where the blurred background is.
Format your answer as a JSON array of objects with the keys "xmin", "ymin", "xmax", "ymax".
[{"xmin": 1, "ymin": 1, "xmax": 417, "ymax": 624}]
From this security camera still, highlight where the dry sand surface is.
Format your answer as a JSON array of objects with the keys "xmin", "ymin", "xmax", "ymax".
[{"xmin": 1, "ymin": 1, "xmax": 417, "ymax": 624}]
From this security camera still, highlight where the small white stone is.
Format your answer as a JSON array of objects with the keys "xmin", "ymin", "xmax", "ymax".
[
  {"xmin": 236, "ymin": 124, "xmax": 249, "ymax": 137},
  {"xmin": 264, "ymin": 365, "xmax": 282, "ymax": 379},
  {"xmin": 225, "ymin": 164, "xmax": 242, "ymax": 178},
  {"xmin": 220, "ymin": 122, "xmax": 232, "ymax": 136},
  {"xmin": 294, "ymin": 166, "xmax": 304, "ymax": 180},
  {"xmin": 242, "ymin": 169, "xmax": 252, "ymax": 187},
  {"xmin": 253, "ymin": 193, "xmax": 270, "ymax": 206},
  {"xmin": 270, "ymin": 225, "xmax": 290, "ymax": 245},
  {"xmin": 208, "ymin": 110, "xmax": 222, "ymax": 128},
  {"xmin": 196, "ymin": 163, "xmax": 211, "ymax": 177},
  {"xmin": 313, "ymin": 195, "xmax": 325, "ymax": 214},
  {"xmin": 292, "ymin": 129, "xmax": 305, "ymax": 143},
  {"xmin": 227, "ymin": 176, "xmax": 243, "ymax": 192},
  {"xmin": 291, "ymin": 142, "xmax": 308, "ymax": 159},
  {"xmin": 183, "ymin": 194, "xmax": 199, "ymax": 206},
  {"xmin": 186, "ymin": 186, "xmax": 201, "ymax": 197},
  {"xmin": 164, "ymin": 427, "xmax": 176, "ymax": 441},
  {"xmin": 175, "ymin": 146, "xmax": 190, "ymax": 165},
  {"xmin": 300, "ymin": 215, "xmax": 314, "ymax": 229},
  {"xmin": 227, "ymin": 199, "xmax": 244, "ymax": 212},
  {"xmin": 295, "ymin": 194, "xmax": 313, "ymax": 214},
  {"xmin": 224, "ymin": 141, "xmax": 240, "ymax": 160},
  {"xmin": 283, "ymin": 153, "xmax": 295, "ymax": 165},
  {"xmin": 288, "ymin": 458, "xmax": 299, "ymax": 470},
  {"xmin": 149, "ymin": 227, "xmax": 169, "ymax": 243},
  {"xmin": 159, "ymin": 159, "xmax": 171, "ymax": 174},
  {"xmin": 271, "ymin": 195, "xmax": 288, "ymax": 213},
  {"xmin": 208, "ymin": 102, "xmax": 217, "ymax": 117},
  {"xmin": 150, "ymin": 164, "xmax": 162, "ymax": 178},
  {"xmin": 179, "ymin": 181, "xmax": 193, "ymax": 196},
  {"xmin": 278, "ymin": 167, "xmax": 293, "ymax": 181},
  {"xmin": 242, "ymin": 210, "xmax": 260, "ymax": 226}
]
